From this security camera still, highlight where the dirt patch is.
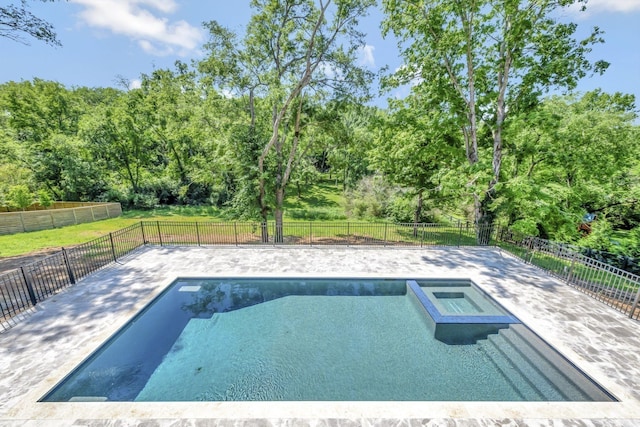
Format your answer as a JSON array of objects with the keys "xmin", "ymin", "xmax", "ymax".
[{"xmin": 0, "ymin": 249, "xmax": 61, "ymax": 274}]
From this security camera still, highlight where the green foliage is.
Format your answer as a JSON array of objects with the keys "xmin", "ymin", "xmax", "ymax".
[
  {"xmin": 381, "ymin": 0, "xmax": 609, "ymax": 229},
  {"xmin": 345, "ymin": 175, "xmax": 400, "ymax": 220},
  {"xmin": 497, "ymin": 91, "xmax": 639, "ymax": 244},
  {"xmin": 7, "ymin": 184, "xmax": 33, "ymax": 210},
  {"xmin": 37, "ymin": 189, "xmax": 53, "ymax": 209},
  {"xmin": 578, "ymin": 219, "xmax": 614, "ymax": 252},
  {"xmin": 385, "ymin": 194, "xmax": 432, "ymax": 224},
  {"xmin": 0, "ymin": 1, "xmax": 639, "ymax": 258}
]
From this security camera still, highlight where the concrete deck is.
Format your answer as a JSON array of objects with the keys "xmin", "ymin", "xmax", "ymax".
[{"xmin": 0, "ymin": 246, "xmax": 639, "ymax": 426}]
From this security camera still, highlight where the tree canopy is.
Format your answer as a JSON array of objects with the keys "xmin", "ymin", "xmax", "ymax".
[{"xmin": 1, "ymin": 0, "xmax": 639, "ymax": 254}]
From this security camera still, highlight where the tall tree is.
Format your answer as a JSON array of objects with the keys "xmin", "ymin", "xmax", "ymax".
[
  {"xmin": 382, "ymin": 0, "xmax": 608, "ymax": 241},
  {"xmin": 200, "ymin": 0, "xmax": 374, "ymax": 241},
  {"xmin": 497, "ymin": 91, "xmax": 639, "ymax": 239},
  {"xmin": 371, "ymin": 97, "xmax": 461, "ymax": 227}
]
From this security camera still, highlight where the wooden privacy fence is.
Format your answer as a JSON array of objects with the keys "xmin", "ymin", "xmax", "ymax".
[{"xmin": 0, "ymin": 202, "xmax": 122, "ymax": 235}]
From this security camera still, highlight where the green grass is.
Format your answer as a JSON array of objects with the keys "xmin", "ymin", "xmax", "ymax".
[
  {"xmin": 0, "ymin": 181, "xmax": 349, "ymax": 258},
  {"xmin": 283, "ymin": 181, "xmax": 347, "ymax": 221},
  {"xmin": 0, "ymin": 206, "xmax": 232, "ymax": 258},
  {"xmin": 0, "ymin": 182, "xmax": 473, "ymax": 257}
]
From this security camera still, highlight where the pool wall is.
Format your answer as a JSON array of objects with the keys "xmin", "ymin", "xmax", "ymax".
[
  {"xmin": 1, "ymin": 247, "xmax": 637, "ymax": 425},
  {"xmin": 406, "ymin": 279, "xmax": 518, "ymax": 344}
]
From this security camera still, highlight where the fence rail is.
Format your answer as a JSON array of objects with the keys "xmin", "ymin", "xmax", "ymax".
[
  {"xmin": 1, "ymin": 221, "xmax": 639, "ymax": 331},
  {"xmin": 495, "ymin": 229, "xmax": 640, "ymax": 320}
]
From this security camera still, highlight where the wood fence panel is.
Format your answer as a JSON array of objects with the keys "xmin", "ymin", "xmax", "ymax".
[
  {"xmin": 52, "ymin": 209, "xmax": 76, "ymax": 228},
  {"xmin": 74, "ymin": 207, "xmax": 95, "ymax": 224},
  {"xmin": 0, "ymin": 203, "xmax": 122, "ymax": 235},
  {"xmin": 22, "ymin": 212, "xmax": 54, "ymax": 232},
  {"xmin": 0, "ymin": 215, "xmax": 23, "ymax": 235},
  {"xmin": 91, "ymin": 205, "xmax": 109, "ymax": 221}
]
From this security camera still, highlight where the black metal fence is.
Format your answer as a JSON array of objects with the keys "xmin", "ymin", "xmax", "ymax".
[
  {"xmin": 1, "ymin": 221, "xmax": 639, "ymax": 331},
  {"xmin": 495, "ymin": 229, "xmax": 640, "ymax": 320}
]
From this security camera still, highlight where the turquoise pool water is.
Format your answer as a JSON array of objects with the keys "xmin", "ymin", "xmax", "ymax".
[{"xmin": 41, "ymin": 278, "xmax": 614, "ymax": 402}]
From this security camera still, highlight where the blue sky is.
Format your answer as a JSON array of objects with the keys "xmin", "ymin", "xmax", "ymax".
[{"xmin": 1, "ymin": 0, "xmax": 639, "ymax": 109}]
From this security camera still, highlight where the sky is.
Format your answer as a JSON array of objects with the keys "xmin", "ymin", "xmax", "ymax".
[{"xmin": 1, "ymin": 0, "xmax": 639, "ymax": 109}]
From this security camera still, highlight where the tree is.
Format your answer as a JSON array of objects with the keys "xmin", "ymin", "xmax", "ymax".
[
  {"xmin": 0, "ymin": 79, "xmax": 94, "ymax": 200},
  {"xmin": 200, "ymin": 0, "xmax": 374, "ymax": 241},
  {"xmin": 37, "ymin": 188, "xmax": 53, "ymax": 208},
  {"xmin": 1, "ymin": 1, "xmax": 62, "ymax": 46},
  {"xmin": 7, "ymin": 184, "xmax": 33, "ymax": 210},
  {"xmin": 79, "ymin": 89, "xmax": 157, "ymax": 204},
  {"xmin": 371, "ymin": 96, "xmax": 461, "ymax": 228},
  {"xmin": 136, "ymin": 64, "xmax": 215, "ymax": 205},
  {"xmin": 382, "ymin": 0, "xmax": 608, "ymax": 242},
  {"xmin": 496, "ymin": 91, "xmax": 639, "ymax": 239}
]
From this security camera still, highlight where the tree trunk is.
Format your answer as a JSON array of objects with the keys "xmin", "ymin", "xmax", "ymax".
[
  {"xmin": 274, "ymin": 187, "xmax": 285, "ymax": 243},
  {"xmin": 413, "ymin": 190, "xmax": 423, "ymax": 237},
  {"xmin": 475, "ymin": 191, "xmax": 495, "ymax": 245}
]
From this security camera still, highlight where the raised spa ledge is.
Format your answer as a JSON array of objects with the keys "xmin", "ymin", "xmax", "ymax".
[{"xmin": 406, "ymin": 279, "xmax": 520, "ymax": 344}]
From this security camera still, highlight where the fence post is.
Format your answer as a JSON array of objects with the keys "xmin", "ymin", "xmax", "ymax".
[
  {"xmin": 140, "ymin": 221, "xmax": 147, "ymax": 244},
  {"xmin": 420, "ymin": 225, "xmax": 425, "ymax": 248},
  {"xmin": 61, "ymin": 248, "xmax": 76, "ymax": 285},
  {"xmin": 630, "ymin": 287, "xmax": 640, "ymax": 319},
  {"xmin": 157, "ymin": 221, "xmax": 163, "ymax": 246},
  {"xmin": 195, "ymin": 222, "xmax": 201, "ymax": 246},
  {"xmin": 528, "ymin": 238, "xmax": 536, "ymax": 264},
  {"xmin": 309, "ymin": 221, "xmax": 313, "ymax": 246},
  {"xmin": 347, "ymin": 222, "xmax": 350, "ymax": 247},
  {"xmin": 20, "ymin": 267, "xmax": 38, "ymax": 306},
  {"xmin": 383, "ymin": 223, "xmax": 388, "ymax": 247},
  {"xmin": 566, "ymin": 251, "xmax": 577, "ymax": 283},
  {"xmin": 234, "ymin": 222, "xmax": 238, "ymax": 246},
  {"xmin": 109, "ymin": 233, "xmax": 117, "ymax": 262},
  {"xmin": 457, "ymin": 222, "xmax": 463, "ymax": 247}
]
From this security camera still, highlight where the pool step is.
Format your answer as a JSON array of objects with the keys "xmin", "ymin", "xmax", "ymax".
[
  {"xmin": 479, "ymin": 326, "xmax": 612, "ymax": 401},
  {"xmin": 476, "ymin": 334, "xmax": 546, "ymax": 400},
  {"xmin": 495, "ymin": 326, "xmax": 611, "ymax": 401},
  {"xmin": 483, "ymin": 329, "xmax": 566, "ymax": 400}
]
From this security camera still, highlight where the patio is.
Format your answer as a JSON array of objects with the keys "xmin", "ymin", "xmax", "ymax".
[{"xmin": 1, "ymin": 246, "xmax": 639, "ymax": 426}]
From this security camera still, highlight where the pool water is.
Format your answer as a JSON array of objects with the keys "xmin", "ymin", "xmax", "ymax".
[{"xmin": 41, "ymin": 278, "xmax": 614, "ymax": 402}]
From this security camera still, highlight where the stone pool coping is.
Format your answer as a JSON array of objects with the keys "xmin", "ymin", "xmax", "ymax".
[{"xmin": 1, "ymin": 246, "xmax": 639, "ymax": 426}]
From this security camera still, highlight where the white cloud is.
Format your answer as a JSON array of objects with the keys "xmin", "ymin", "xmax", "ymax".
[
  {"xmin": 129, "ymin": 79, "xmax": 142, "ymax": 89},
  {"xmin": 567, "ymin": 0, "xmax": 640, "ymax": 16},
  {"xmin": 70, "ymin": 0, "xmax": 203, "ymax": 56},
  {"xmin": 358, "ymin": 44, "xmax": 376, "ymax": 68}
]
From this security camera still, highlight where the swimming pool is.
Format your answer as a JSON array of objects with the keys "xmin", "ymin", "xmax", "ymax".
[{"xmin": 41, "ymin": 278, "xmax": 614, "ymax": 402}]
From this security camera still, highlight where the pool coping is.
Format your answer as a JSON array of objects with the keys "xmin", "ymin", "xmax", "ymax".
[
  {"xmin": 1, "ymin": 246, "xmax": 639, "ymax": 426},
  {"xmin": 406, "ymin": 279, "xmax": 521, "ymax": 325}
]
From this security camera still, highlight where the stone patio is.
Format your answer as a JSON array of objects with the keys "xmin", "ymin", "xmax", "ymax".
[{"xmin": 1, "ymin": 245, "xmax": 639, "ymax": 426}]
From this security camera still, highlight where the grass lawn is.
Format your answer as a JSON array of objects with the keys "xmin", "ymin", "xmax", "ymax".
[{"xmin": 0, "ymin": 182, "xmax": 349, "ymax": 258}]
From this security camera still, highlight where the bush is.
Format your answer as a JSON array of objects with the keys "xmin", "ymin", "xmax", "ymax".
[
  {"xmin": 510, "ymin": 218, "xmax": 539, "ymax": 237},
  {"xmin": 386, "ymin": 195, "xmax": 434, "ymax": 223},
  {"xmin": 345, "ymin": 175, "xmax": 397, "ymax": 220},
  {"xmin": 286, "ymin": 208, "xmax": 347, "ymax": 221}
]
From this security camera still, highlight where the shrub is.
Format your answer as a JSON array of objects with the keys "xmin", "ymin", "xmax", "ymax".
[{"xmin": 345, "ymin": 175, "xmax": 398, "ymax": 220}]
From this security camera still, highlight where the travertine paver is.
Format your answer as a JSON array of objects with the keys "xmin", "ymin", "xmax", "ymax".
[{"xmin": 1, "ymin": 246, "xmax": 639, "ymax": 426}]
